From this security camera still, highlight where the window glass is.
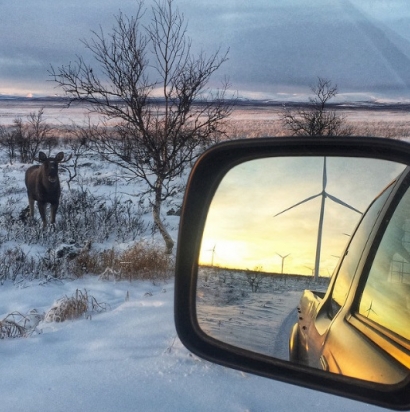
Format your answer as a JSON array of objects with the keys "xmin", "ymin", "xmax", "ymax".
[
  {"xmin": 358, "ymin": 186, "xmax": 410, "ymax": 341},
  {"xmin": 330, "ymin": 185, "xmax": 394, "ymax": 315}
]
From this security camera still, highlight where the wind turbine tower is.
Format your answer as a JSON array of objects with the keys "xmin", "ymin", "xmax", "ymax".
[
  {"xmin": 276, "ymin": 253, "xmax": 290, "ymax": 274},
  {"xmin": 208, "ymin": 244, "xmax": 216, "ymax": 267}
]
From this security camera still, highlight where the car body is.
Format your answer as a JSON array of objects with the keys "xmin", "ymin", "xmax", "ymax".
[{"xmin": 289, "ymin": 165, "xmax": 410, "ymax": 383}]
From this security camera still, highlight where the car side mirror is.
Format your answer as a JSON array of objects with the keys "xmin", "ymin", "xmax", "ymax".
[{"xmin": 174, "ymin": 136, "xmax": 410, "ymax": 410}]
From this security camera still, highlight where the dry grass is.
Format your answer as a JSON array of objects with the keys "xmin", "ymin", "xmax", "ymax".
[
  {"xmin": 0, "ymin": 289, "xmax": 109, "ymax": 340},
  {"xmin": 119, "ymin": 242, "xmax": 172, "ymax": 281},
  {"xmin": 45, "ymin": 289, "xmax": 88, "ymax": 322},
  {"xmin": 0, "ymin": 310, "xmax": 43, "ymax": 338},
  {"xmin": 0, "ymin": 319, "xmax": 26, "ymax": 338},
  {"xmin": 71, "ymin": 242, "xmax": 173, "ymax": 281},
  {"xmin": 224, "ymin": 118, "xmax": 287, "ymax": 138},
  {"xmin": 345, "ymin": 121, "xmax": 410, "ymax": 139},
  {"xmin": 44, "ymin": 289, "xmax": 109, "ymax": 323},
  {"xmin": 222, "ymin": 108, "xmax": 410, "ymax": 139},
  {"xmin": 73, "ymin": 249, "xmax": 116, "ymax": 278}
]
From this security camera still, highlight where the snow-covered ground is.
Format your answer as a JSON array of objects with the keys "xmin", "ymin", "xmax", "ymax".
[
  {"xmin": 197, "ymin": 268, "xmax": 330, "ymax": 359},
  {"xmin": 0, "ymin": 277, "xmax": 386, "ymax": 412}
]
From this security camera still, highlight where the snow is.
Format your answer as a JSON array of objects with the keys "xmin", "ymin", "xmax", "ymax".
[
  {"xmin": 196, "ymin": 268, "xmax": 330, "ymax": 359},
  {"xmin": 0, "ymin": 277, "xmax": 386, "ymax": 412}
]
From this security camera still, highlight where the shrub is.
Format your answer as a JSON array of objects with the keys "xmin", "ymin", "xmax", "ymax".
[
  {"xmin": 0, "ymin": 290, "xmax": 108, "ymax": 340},
  {"xmin": 72, "ymin": 248, "xmax": 116, "ymax": 278},
  {"xmin": 0, "ymin": 319, "xmax": 27, "ymax": 338},
  {"xmin": 0, "ymin": 309, "xmax": 43, "ymax": 338},
  {"xmin": 70, "ymin": 242, "xmax": 173, "ymax": 281},
  {"xmin": 118, "ymin": 242, "xmax": 172, "ymax": 281},
  {"xmin": 44, "ymin": 289, "xmax": 108, "ymax": 322}
]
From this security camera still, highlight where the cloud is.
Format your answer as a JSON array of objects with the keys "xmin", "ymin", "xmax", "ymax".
[{"xmin": 1, "ymin": 0, "xmax": 410, "ymax": 99}]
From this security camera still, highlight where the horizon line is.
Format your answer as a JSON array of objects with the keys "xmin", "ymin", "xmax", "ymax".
[{"xmin": 1, "ymin": 94, "xmax": 410, "ymax": 111}]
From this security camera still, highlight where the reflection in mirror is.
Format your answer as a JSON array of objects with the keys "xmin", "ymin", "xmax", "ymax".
[
  {"xmin": 196, "ymin": 156, "xmax": 407, "ymax": 379},
  {"xmin": 358, "ymin": 185, "xmax": 410, "ymax": 341}
]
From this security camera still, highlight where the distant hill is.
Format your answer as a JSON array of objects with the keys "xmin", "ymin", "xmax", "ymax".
[{"xmin": 2, "ymin": 95, "xmax": 410, "ymax": 112}]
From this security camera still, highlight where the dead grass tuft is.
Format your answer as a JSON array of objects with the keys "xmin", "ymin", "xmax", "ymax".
[
  {"xmin": 44, "ymin": 289, "xmax": 109, "ymax": 322},
  {"xmin": 0, "ymin": 316, "xmax": 27, "ymax": 338},
  {"xmin": 0, "ymin": 310, "xmax": 43, "ymax": 338},
  {"xmin": 0, "ymin": 289, "xmax": 109, "ymax": 340}
]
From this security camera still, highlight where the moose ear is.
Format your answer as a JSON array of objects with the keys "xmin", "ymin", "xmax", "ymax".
[
  {"xmin": 38, "ymin": 152, "xmax": 47, "ymax": 162},
  {"xmin": 55, "ymin": 152, "xmax": 64, "ymax": 162}
]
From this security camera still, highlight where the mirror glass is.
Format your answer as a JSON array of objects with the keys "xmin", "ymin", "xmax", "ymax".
[{"xmin": 196, "ymin": 156, "xmax": 408, "ymax": 382}]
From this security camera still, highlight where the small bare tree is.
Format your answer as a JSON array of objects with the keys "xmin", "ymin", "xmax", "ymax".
[
  {"xmin": 0, "ymin": 109, "xmax": 54, "ymax": 164},
  {"xmin": 282, "ymin": 78, "xmax": 351, "ymax": 136},
  {"xmin": 50, "ymin": 0, "xmax": 233, "ymax": 253},
  {"xmin": 25, "ymin": 108, "xmax": 55, "ymax": 161},
  {"xmin": 0, "ymin": 125, "xmax": 17, "ymax": 163},
  {"xmin": 245, "ymin": 266, "xmax": 264, "ymax": 293}
]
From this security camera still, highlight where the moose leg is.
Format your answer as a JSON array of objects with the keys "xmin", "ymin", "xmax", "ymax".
[
  {"xmin": 28, "ymin": 197, "xmax": 35, "ymax": 218},
  {"xmin": 50, "ymin": 202, "xmax": 59, "ymax": 225},
  {"xmin": 37, "ymin": 202, "xmax": 47, "ymax": 228}
]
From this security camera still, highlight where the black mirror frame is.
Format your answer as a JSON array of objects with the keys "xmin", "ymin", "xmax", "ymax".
[{"xmin": 174, "ymin": 136, "xmax": 410, "ymax": 410}]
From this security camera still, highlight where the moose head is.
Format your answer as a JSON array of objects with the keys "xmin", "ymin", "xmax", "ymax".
[{"xmin": 25, "ymin": 151, "xmax": 65, "ymax": 228}]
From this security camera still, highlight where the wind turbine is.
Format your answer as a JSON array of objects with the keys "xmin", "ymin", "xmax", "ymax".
[
  {"xmin": 207, "ymin": 244, "xmax": 216, "ymax": 267},
  {"xmin": 274, "ymin": 157, "xmax": 362, "ymax": 281},
  {"xmin": 276, "ymin": 253, "xmax": 290, "ymax": 274},
  {"xmin": 304, "ymin": 266, "xmax": 315, "ymax": 276}
]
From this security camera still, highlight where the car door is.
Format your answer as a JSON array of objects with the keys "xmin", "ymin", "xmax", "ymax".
[
  {"xmin": 296, "ymin": 179, "xmax": 396, "ymax": 369},
  {"xmin": 320, "ymin": 167, "xmax": 410, "ymax": 383}
]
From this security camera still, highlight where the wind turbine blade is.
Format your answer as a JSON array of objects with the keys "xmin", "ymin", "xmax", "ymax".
[
  {"xmin": 274, "ymin": 193, "xmax": 321, "ymax": 217},
  {"xmin": 276, "ymin": 253, "xmax": 290, "ymax": 258},
  {"xmin": 327, "ymin": 193, "xmax": 362, "ymax": 214}
]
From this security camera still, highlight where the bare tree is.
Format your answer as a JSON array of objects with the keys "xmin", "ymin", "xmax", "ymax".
[
  {"xmin": 0, "ymin": 109, "xmax": 54, "ymax": 164},
  {"xmin": 59, "ymin": 126, "xmax": 89, "ymax": 189},
  {"xmin": 49, "ymin": 0, "xmax": 232, "ymax": 253},
  {"xmin": 25, "ymin": 108, "xmax": 55, "ymax": 161},
  {"xmin": 0, "ymin": 124, "xmax": 17, "ymax": 163},
  {"xmin": 245, "ymin": 267, "xmax": 264, "ymax": 293},
  {"xmin": 282, "ymin": 78, "xmax": 351, "ymax": 136}
]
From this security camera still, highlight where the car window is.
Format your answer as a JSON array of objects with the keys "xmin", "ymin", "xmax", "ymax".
[
  {"xmin": 330, "ymin": 184, "xmax": 394, "ymax": 316},
  {"xmin": 358, "ymin": 185, "xmax": 410, "ymax": 341}
]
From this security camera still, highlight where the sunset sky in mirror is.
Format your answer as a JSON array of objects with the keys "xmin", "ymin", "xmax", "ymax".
[{"xmin": 199, "ymin": 157, "xmax": 406, "ymax": 276}]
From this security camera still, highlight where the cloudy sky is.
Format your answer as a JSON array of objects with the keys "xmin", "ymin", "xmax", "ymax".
[{"xmin": 1, "ymin": 0, "xmax": 410, "ymax": 101}]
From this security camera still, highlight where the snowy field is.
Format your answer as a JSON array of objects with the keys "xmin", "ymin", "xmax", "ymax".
[
  {"xmin": 0, "ymin": 100, "xmax": 396, "ymax": 411},
  {"xmin": 197, "ymin": 267, "xmax": 329, "ymax": 359},
  {"xmin": 0, "ymin": 277, "xmax": 384, "ymax": 412}
]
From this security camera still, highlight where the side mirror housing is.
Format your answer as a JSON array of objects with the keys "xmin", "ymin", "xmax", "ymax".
[{"xmin": 174, "ymin": 136, "xmax": 410, "ymax": 410}]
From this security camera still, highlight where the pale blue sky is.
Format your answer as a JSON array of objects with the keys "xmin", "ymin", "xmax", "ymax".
[{"xmin": 1, "ymin": 0, "xmax": 410, "ymax": 101}]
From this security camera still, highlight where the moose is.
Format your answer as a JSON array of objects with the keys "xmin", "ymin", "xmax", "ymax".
[{"xmin": 25, "ymin": 151, "xmax": 65, "ymax": 228}]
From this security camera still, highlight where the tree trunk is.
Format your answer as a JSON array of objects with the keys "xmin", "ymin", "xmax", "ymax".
[{"xmin": 152, "ymin": 177, "xmax": 175, "ymax": 254}]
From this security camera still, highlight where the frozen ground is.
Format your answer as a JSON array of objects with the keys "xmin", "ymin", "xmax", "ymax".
[
  {"xmin": 197, "ymin": 267, "xmax": 329, "ymax": 359},
  {"xmin": 0, "ymin": 277, "xmax": 385, "ymax": 412}
]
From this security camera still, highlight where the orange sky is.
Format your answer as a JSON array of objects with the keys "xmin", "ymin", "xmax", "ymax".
[{"xmin": 199, "ymin": 156, "xmax": 406, "ymax": 276}]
